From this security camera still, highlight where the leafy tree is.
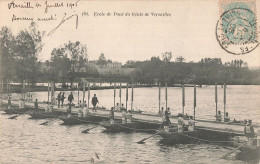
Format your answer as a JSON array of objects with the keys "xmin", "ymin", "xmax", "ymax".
[
  {"xmin": 50, "ymin": 41, "xmax": 87, "ymax": 86},
  {"xmin": 162, "ymin": 51, "xmax": 172, "ymax": 62},
  {"xmin": 97, "ymin": 53, "xmax": 107, "ymax": 67},
  {"xmin": 175, "ymin": 56, "xmax": 186, "ymax": 84},
  {"xmin": 175, "ymin": 56, "xmax": 185, "ymax": 62},
  {"xmin": 49, "ymin": 48, "xmax": 70, "ymax": 83},
  {"xmin": 14, "ymin": 22, "xmax": 44, "ymax": 84},
  {"xmin": 0, "ymin": 26, "xmax": 15, "ymax": 83}
]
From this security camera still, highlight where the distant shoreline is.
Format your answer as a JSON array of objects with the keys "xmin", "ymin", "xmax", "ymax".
[{"xmin": 1, "ymin": 84, "xmax": 260, "ymax": 94}]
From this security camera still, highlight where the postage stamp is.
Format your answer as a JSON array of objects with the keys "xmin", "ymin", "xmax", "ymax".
[{"xmin": 216, "ymin": 0, "xmax": 259, "ymax": 55}]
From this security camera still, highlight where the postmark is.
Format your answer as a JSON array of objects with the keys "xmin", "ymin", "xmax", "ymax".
[{"xmin": 216, "ymin": 0, "xmax": 259, "ymax": 55}]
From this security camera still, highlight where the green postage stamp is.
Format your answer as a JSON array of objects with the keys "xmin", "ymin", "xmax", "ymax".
[{"xmin": 216, "ymin": 0, "xmax": 259, "ymax": 55}]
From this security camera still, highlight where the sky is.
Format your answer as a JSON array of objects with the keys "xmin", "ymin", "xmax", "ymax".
[{"xmin": 0, "ymin": 0, "xmax": 259, "ymax": 66}]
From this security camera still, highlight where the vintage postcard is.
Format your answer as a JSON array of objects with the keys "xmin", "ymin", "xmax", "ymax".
[{"xmin": 0, "ymin": 0, "xmax": 260, "ymax": 163}]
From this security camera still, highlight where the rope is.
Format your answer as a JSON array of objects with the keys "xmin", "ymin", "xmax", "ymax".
[{"xmin": 178, "ymin": 131, "xmax": 234, "ymax": 143}]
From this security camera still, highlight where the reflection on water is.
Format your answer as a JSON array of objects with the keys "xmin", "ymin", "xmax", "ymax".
[{"xmin": 0, "ymin": 111, "xmax": 248, "ymax": 164}]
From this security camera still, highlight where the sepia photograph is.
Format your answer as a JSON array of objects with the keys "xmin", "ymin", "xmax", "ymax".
[{"xmin": 0, "ymin": 0, "xmax": 260, "ymax": 163}]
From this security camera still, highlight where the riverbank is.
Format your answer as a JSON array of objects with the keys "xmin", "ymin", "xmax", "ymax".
[
  {"xmin": 1, "ymin": 84, "xmax": 157, "ymax": 93},
  {"xmin": 1, "ymin": 84, "xmax": 199, "ymax": 93},
  {"xmin": 2, "ymin": 83, "xmax": 260, "ymax": 94}
]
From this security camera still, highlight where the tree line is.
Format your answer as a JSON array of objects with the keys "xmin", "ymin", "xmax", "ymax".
[
  {"xmin": 123, "ymin": 53, "xmax": 260, "ymax": 85},
  {"xmin": 1, "ymin": 23, "xmax": 260, "ymax": 87},
  {"xmin": 0, "ymin": 23, "xmax": 88, "ymax": 87},
  {"xmin": 0, "ymin": 23, "xmax": 44, "ymax": 85}
]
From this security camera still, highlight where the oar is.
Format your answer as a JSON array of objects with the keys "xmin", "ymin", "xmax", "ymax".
[
  {"xmin": 82, "ymin": 126, "xmax": 99, "ymax": 133},
  {"xmin": 8, "ymin": 115, "xmax": 18, "ymax": 119},
  {"xmin": 221, "ymin": 138, "xmax": 253, "ymax": 159},
  {"xmin": 136, "ymin": 131, "xmax": 162, "ymax": 144},
  {"xmin": 39, "ymin": 119, "xmax": 56, "ymax": 125}
]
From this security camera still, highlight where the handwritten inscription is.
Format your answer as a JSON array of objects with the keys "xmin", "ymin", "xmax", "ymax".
[
  {"xmin": 45, "ymin": 0, "xmax": 79, "ymax": 13},
  {"xmin": 37, "ymin": 15, "xmax": 57, "ymax": 21},
  {"xmin": 12, "ymin": 14, "xmax": 33, "ymax": 22},
  {"xmin": 45, "ymin": 1, "xmax": 63, "ymax": 13},
  {"xmin": 8, "ymin": 1, "xmax": 33, "ymax": 9},
  {"xmin": 7, "ymin": 1, "xmax": 172, "ymax": 36},
  {"xmin": 12, "ymin": 14, "xmax": 57, "ymax": 22},
  {"xmin": 47, "ymin": 13, "xmax": 78, "ymax": 36}
]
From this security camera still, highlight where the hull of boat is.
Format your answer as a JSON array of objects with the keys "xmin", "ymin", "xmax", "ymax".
[
  {"xmin": 129, "ymin": 111, "xmax": 143, "ymax": 114},
  {"xmin": 99, "ymin": 121, "xmax": 157, "ymax": 133},
  {"xmin": 59, "ymin": 115, "xmax": 109, "ymax": 125},
  {"xmin": 28, "ymin": 111, "xmax": 62, "ymax": 119},
  {"xmin": 159, "ymin": 130, "xmax": 199, "ymax": 144},
  {"xmin": 4, "ymin": 107, "xmax": 31, "ymax": 114}
]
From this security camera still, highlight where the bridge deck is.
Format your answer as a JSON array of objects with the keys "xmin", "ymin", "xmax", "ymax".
[{"xmin": 1, "ymin": 100, "xmax": 249, "ymax": 135}]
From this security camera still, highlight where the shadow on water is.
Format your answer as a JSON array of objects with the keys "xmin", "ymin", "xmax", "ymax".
[
  {"xmin": 235, "ymin": 151, "xmax": 260, "ymax": 164},
  {"xmin": 158, "ymin": 139, "xmax": 260, "ymax": 164}
]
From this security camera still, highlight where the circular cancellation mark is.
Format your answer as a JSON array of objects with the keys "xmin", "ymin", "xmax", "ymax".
[{"xmin": 216, "ymin": 8, "xmax": 259, "ymax": 55}]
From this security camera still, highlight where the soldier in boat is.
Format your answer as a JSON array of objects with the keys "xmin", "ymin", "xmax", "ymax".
[
  {"xmin": 83, "ymin": 103, "xmax": 89, "ymax": 117},
  {"xmin": 7, "ymin": 97, "xmax": 12, "ymax": 109},
  {"xmin": 61, "ymin": 92, "xmax": 65, "ymax": 107},
  {"xmin": 91, "ymin": 94, "xmax": 99, "ymax": 112},
  {"xmin": 122, "ymin": 108, "xmax": 127, "ymax": 123},
  {"xmin": 126, "ymin": 110, "xmax": 133, "ymax": 123},
  {"xmin": 120, "ymin": 104, "xmax": 126, "ymax": 111},
  {"xmin": 178, "ymin": 114, "xmax": 185, "ymax": 133},
  {"xmin": 188, "ymin": 116, "xmax": 196, "ymax": 131},
  {"xmin": 216, "ymin": 110, "xmax": 222, "ymax": 121},
  {"xmin": 68, "ymin": 92, "xmax": 74, "ymax": 114},
  {"xmin": 244, "ymin": 120, "xmax": 256, "ymax": 145},
  {"xmin": 57, "ymin": 92, "xmax": 62, "ymax": 108},
  {"xmin": 166, "ymin": 107, "xmax": 171, "ymax": 116},
  {"xmin": 162, "ymin": 110, "xmax": 171, "ymax": 132},
  {"xmin": 115, "ymin": 103, "xmax": 120, "ymax": 111},
  {"xmin": 7, "ymin": 96, "xmax": 11, "ymax": 107},
  {"xmin": 78, "ymin": 102, "xmax": 83, "ymax": 118},
  {"xmin": 79, "ymin": 100, "xmax": 83, "ymax": 108},
  {"xmin": 158, "ymin": 107, "xmax": 164, "ymax": 116},
  {"xmin": 19, "ymin": 98, "xmax": 25, "ymax": 109},
  {"xmin": 109, "ymin": 107, "xmax": 115, "ymax": 124},
  {"xmin": 224, "ymin": 112, "xmax": 230, "ymax": 122},
  {"xmin": 34, "ymin": 99, "xmax": 38, "ymax": 110}
]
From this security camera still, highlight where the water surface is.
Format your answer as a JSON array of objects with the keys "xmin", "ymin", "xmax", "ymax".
[{"xmin": 1, "ymin": 85, "xmax": 259, "ymax": 163}]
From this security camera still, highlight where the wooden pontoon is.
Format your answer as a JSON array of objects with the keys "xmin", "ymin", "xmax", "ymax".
[{"xmin": 1, "ymin": 100, "xmax": 252, "ymax": 141}]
